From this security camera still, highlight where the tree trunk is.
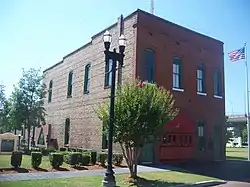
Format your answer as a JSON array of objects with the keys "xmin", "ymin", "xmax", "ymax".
[
  {"xmin": 27, "ymin": 125, "xmax": 31, "ymax": 150},
  {"xmin": 120, "ymin": 143, "xmax": 141, "ymax": 179}
]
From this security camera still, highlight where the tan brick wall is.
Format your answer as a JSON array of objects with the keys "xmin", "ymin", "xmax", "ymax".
[{"xmin": 43, "ymin": 13, "xmax": 138, "ymax": 150}]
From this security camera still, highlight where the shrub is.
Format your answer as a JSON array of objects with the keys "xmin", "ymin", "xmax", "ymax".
[
  {"xmin": 49, "ymin": 152, "xmax": 64, "ymax": 168},
  {"xmin": 90, "ymin": 151, "xmax": 97, "ymax": 165},
  {"xmin": 98, "ymin": 152, "xmax": 108, "ymax": 166},
  {"xmin": 59, "ymin": 147, "xmax": 67, "ymax": 152},
  {"xmin": 81, "ymin": 154, "xmax": 90, "ymax": 165},
  {"xmin": 11, "ymin": 151, "xmax": 23, "ymax": 169},
  {"xmin": 69, "ymin": 148, "xmax": 77, "ymax": 152},
  {"xmin": 42, "ymin": 147, "xmax": 56, "ymax": 156},
  {"xmin": 64, "ymin": 152, "xmax": 82, "ymax": 167},
  {"xmin": 23, "ymin": 149, "xmax": 31, "ymax": 155},
  {"xmin": 31, "ymin": 147, "xmax": 40, "ymax": 152},
  {"xmin": 112, "ymin": 153, "xmax": 123, "ymax": 166},
  {"xmin": 31, "ymin": 152, "xmax": 42, "ymax": 168}
]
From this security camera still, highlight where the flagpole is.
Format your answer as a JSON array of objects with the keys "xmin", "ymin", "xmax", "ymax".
[{"xmin": 244, "ymin": 43, "xmax": 250, "ymax": 161}]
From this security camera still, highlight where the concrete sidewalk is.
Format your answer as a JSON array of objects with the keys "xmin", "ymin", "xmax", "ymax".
[{"xmin": 0, "ymin": 165, "xmax": 170, "ymax": 182}]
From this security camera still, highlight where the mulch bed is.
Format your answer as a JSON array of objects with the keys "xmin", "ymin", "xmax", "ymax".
[{"xmin": 0, "ymin": 163, "xmax": 127, "ymax": 174}]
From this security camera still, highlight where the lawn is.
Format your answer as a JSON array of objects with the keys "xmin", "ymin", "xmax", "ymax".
[
  {"xmin": 1, "ymin": 171, "xmax": 219, "ymax": 187},
  {"xmin": 226, "ymin": 147, "xmax": 247, "ymax": 160}
]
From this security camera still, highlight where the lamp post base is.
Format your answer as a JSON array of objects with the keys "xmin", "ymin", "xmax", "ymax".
[{"xmin": 102, "ymin": 173, "xmax": 116, "ymax": 187}]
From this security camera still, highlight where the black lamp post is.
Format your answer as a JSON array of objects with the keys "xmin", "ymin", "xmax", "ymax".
[{"xmin": 102, "ymin": 30, "xmax": 126, "ymax": 187}]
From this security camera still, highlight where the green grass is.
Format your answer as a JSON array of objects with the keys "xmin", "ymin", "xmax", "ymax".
[
  {"xmin": 0, "ymin": 155, "xmax": 69, "ymax": 169},
  {"xmin": 226, "ymin": 147, "xmax": 247, "ymax": 160},
  {"xmin": 1, "ymin": 171, "xmax": 219, "ymax": 187}
]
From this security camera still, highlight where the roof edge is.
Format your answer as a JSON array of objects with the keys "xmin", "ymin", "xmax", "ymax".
[
  {"xmin": 137, "ymin": 9, "xmax": 224, "ymax": 45},
  {"xmin": 43, "ymin": 9, "xmax": 140, "ymax": 73}
]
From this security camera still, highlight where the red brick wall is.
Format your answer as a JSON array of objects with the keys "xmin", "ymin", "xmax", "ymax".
[{"xmin": 136, "ymin": 11, "xmax": 225, "ymax": 160}]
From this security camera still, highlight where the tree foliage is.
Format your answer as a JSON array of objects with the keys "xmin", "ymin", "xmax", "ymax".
[
  {"xmin": 242, "ymin": 125, "xmax": 247, "ymax": 143},
  {"xmin": 0, "ymin": 83, "xmax": 8, "ymax": 132},
  {"xmin": 97, "ymin": 80, "xmax": 178, "ymax": 178},
  {"xmin": 0, "ymin": 84, "xmax": 6, "ymax": 109}
]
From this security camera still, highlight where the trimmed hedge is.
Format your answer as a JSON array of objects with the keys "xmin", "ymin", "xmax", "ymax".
[
  {"xmin": 11, "ymin": 151, "xmax": 23, "ymax": 168},
  {"xmin": 49, "ymin": 152, "xmax": 64, "ymax": 168},
  {"xmin": 97, "ymin": 152, "xmax": 108, "ymax": 166},
  {"xmin": 64, "ymin": 152, "xmax": 82, "ymax": 167},
  {"xmin": 81, "ymin": 154, "xmax": 90, "ymax": 165},
  {"xmin": 59, "ymin": 147, "xmax": 67, "ymax": 152},
  {"xmin": 112, "ymin": 153, "xmax": 123, "ymax": 166},
  {"xmin": 90, "ymin": 151, "xmax": 97, "ymax": 165},
  {"xmin": 31, "ymin": 152, "xmax": 42, "ymax": 168}
]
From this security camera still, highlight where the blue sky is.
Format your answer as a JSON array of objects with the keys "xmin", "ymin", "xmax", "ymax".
[{"xmin": 0, "ymin": 0, "xmax": 249, "ymax": 115}]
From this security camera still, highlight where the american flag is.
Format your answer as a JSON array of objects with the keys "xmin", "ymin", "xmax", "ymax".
[{"xmin": 228, "ymin": 46, "xmax": 245, "ymax": 62}]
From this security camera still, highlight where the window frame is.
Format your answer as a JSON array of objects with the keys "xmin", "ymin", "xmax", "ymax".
[
  {"xmin": 64, "ymin": 118, "xmax": 70, "ymax": 145},
  {"xmin": 84, "ymin": 64, "xmax": 91, "ymax": 94},
  {"xmin": 214, "ymin": 68, "xmax": 222, "ymax": 97},
  {"xmin": 197, "ymin": 63, "xmax": 206, "ymax": 94},
  {"xmin": 142, "ymin": 48, "xmax": 155, "ymax": 83},
  {"xmin": 172, "ymin": 57, "xmax": 183, "ymax": 90},
  {"xmin": 67, "ymin": 71, "xmax": 73, "ymax": 98},
  {"xmin": 104, "ymin": 59, "xmax": 113, "ymax": 88},
  {"xmin": 48, "ymin": 80, "xmax": 53, "ymax": 103}
]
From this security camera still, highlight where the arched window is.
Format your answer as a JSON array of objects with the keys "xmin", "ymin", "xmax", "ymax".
[
  {"xmin": 142, "ymin": 49, "xmax": 155, "ymax": 82},
  {"xmin": 84, "ymin": 64, "xmax": 91, "ymax": 93},
  {"xmin": 197, "ymin": 63, "xmax": 206, "ymax": 93},
  {"xmin": 172, "ymin": 57, "xmax": 182, "ymax": 89},
  {"xmin": 104, "ymin": 59, "xmax": 113, "ymax": 87},
  {"xmin": 214, "ymin": 68, "xmax": 222, "ymax": 96},
  {"xmin": 64, "ymin": 118, "xmax": 70, "ymax": 145},
  {"xmin": 48, "ymin": 80, "xmax": 53, "ymax": 103},
  {"xmin": 67, "ymin": 71, "xmax": 73, "ymax": 97}
]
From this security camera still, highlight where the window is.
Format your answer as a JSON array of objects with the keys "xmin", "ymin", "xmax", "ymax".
[
  {"xmin": 48, "ymin": 80, "xmax": 53, "ymax": 103},
  {"xmin": 173, "ymin": 57, "xmax": 182, "ymax": 89},
  {"xmin": 84, "ymin": 64, "xmax": 91, "ymax": 93},
  {"xmin": 214, "ymin": 69, "xmax": 222, "ymax": 96},
  {"xmin": 142, "ymin": 49, "xmax": 155, "ymax": 82},
  {"xmin": 198, "ymin": 122, "xmax": 204, "ymax": 137},
  {"xmin": 67, "ymin": 71, "xmax": 73, "ymax": 97},
  {"xmin": 197, "ymin": 63, "xmax": 205, "ymax": 93},
  {"xmin": 198, "ymin": 121, "xmax": 206, "ymax": 151},
  {"xmin": 64, "ymin": 118, "xmax": 70, "ymax": 145},
  {"xmin": 37, "ymin": 128, "xmax": 45, "ymax": 145},
  {"xmin": 102, "ymin": 125, "xmax": 108, "ymax": 149},
  {"xmin": 104, "ymin": 59, "xmax": 113, "ymax": 87}
]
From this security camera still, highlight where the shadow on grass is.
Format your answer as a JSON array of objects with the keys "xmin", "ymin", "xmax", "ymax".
[
  {"xmin": 147, "ymin": 159, "xmax": 250, "ymax": 183},
  {"xmin": 73, "ymin": 166, "xmax": 88, "ymax": 170},
  {"xmin": 33, "ymin": 167, "xmax": 48, "ymax": 172},
  {"xmin": 126, "ymin": 176, "xmax": 186, "ymax": 187},
  {"xmin": 53, "ymin": 167, "xmax": 69, "ymax": 171},
  {"xmin": 0, "ymin": 167, "xmax": 29, "ymax": 173}
]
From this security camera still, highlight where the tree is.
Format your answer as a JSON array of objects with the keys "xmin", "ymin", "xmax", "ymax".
[
  {"xmin": 0, "ymin": 83, "xmax": 8, "ymax": 132},
  {"xmin": 13, "ymin": 68, "xmax": 46, "ymax": 149},
  {"xmin": 97, "ymin": 80, "xmax": 178, "ymax": 179},
  {"xmin": 242, "ymin": 125, "xmax": 247, "ymax": 143},
  {"xmin": 0, "ymin": 84, "xmax": 5, "ymax": 109},
  {"xmin": 225, "ymin": 128, "xmax": 233, "ymax": 143}
]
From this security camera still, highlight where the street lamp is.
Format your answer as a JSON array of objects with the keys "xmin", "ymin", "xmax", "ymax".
[{"xmin": 102, "ymin": 30, "xmax": 126, "ymax": 187}]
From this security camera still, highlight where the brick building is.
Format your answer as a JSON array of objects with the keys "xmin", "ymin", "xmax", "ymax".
[{"xmin": 36, "ymin": 9, "xmax": 226, "ymax": 163}]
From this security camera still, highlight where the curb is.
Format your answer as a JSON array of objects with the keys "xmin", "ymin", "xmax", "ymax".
[{"xmin": 172, "ymin": 180, "xmax": 227, "ymax": 187}]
